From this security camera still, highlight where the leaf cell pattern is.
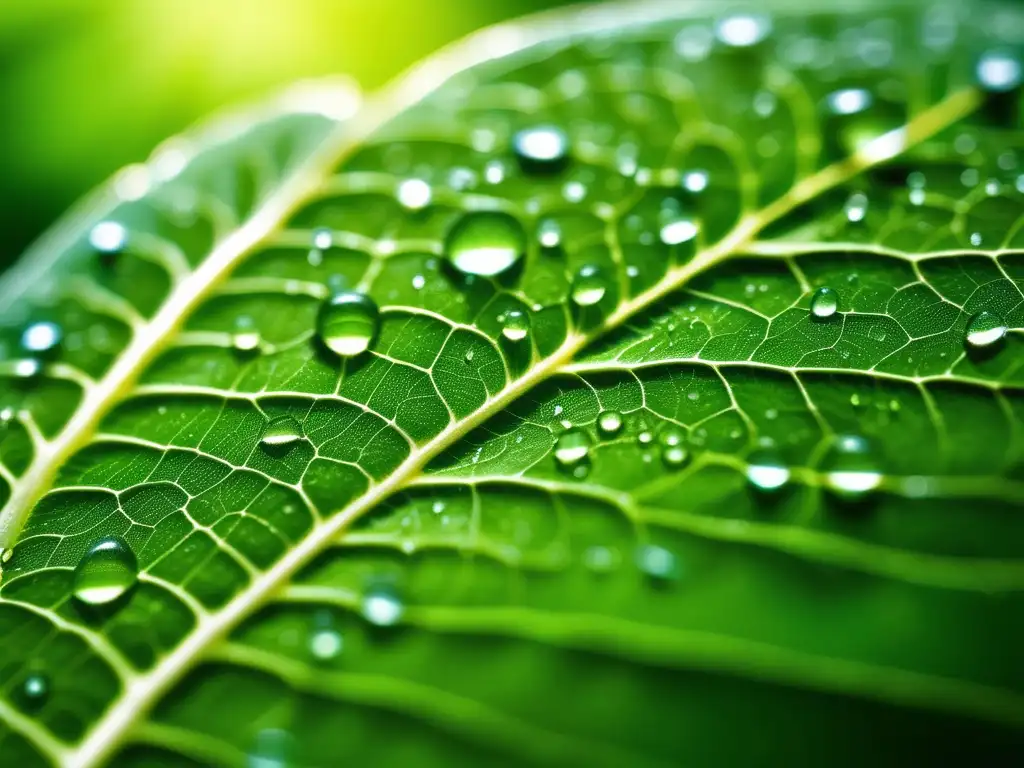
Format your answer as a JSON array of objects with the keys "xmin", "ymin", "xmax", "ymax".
[{"xmin": 1, "ymin": 2, "xmax": 1024, "ymax": 766}]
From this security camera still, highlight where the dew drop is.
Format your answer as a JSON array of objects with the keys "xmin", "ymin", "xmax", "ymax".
[
  {"xmin": 396, "ymin": 178, "xmax": 432, "ymax": 211},
  {"xmin": 637, "ymin": 429, "xmax": 654, "ymax": 446},
  {"xmin": 965, "ymin": 310, "xmax": 1007, "ymax": 349},
  {"xmin": 317, "ymin": 291, "xmax": 379, "ymax": 357},
  {"xmin": 636, "ymin": 544, "xmax": 680, "ymax": 581},
  {"xmin": 512, "ymin": 125, "xmax": 570, "ymax": 171},
  {"xmin": 311, "ymin": 227, "xmax": 333, "ymax": 250},
  {"xmin": 844, "ymin": 192, "xmax": 868, "ymax": 222},
  {"xmin": 682, "ymin": 170, "xmax": 709, "ymax": 193},
  {"xmin": 445, "ymin": 211, "xmax": 525, "ymax": 277},
  {"xmin": 826, "ymin": 88, "xmax": 872, "ymax": 115},
  {"xmin": 554, "ymin": 428, "xmax": 591, "ymax": 468},
  {"xmin": 810, "ymin": 286, "xmax": 839, "ymax": 319},
  {"xmin": 360, "ymin": 584, "xmax": 404, "ymax": 627},
  {"xmin": 21, "ymin": 322, "xmax": 62, "ymax": 354},
  {"xmin": 89, "ymin": 221, "xmax": 127, "ymax": 253},
  {"xmin": 231, "ymin": 317, "xmax": 261, "ymax": 353},
  {"xmin": 72, "ymin": 536, "xmax": 138, "ymax": 606},
  {"xmin": 261, "ymin": 415, "xmax": 304, "ymax": 447},
  {"xmin": 309, "ymin": 613, "xmax": 343, "ymax": 662},
  {"xmin": 658, "ymin": 426, "xmax": 689, "ymax": 469},
  {"xmin": 976, "ymin": 51, "xmax": 1022, "ymax": 92},
  {"xmin": 822, "ymin": 435, "xmax": 882, "ymax": 501},
  {"xmin": 571, "ymin": 264, "xmax": 607, "ymax": 306},
  {"xmin": 14, "ymin": 359, "xmax": 41, "ymax": 378},
  {"xmin": 715, "ymin": 13, "xmax": 770, "ymax": 47},
  {"xmin": 537, "ymin": 219, "xmax": 562, "ymax": 250},
  {"xmin": 500, "ymin": 309, "xmax": 530, "ymax": 342},
  {"xmin": 21, "ymin": 673, "xmax": 49, "ymax": 706},
  {"xmin": 746, "ymin": 449, "xmax": 791, "ymax": 492},
  {"xmin": 659, "ymin": 217, "xmax": 699, "ymax": 245},
  {"xmin": 597, "ymin": 410, "xmax": 623, "ymax": 436}
]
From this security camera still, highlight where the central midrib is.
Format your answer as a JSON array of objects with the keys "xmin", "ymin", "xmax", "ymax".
[{"xmin": 62, "ymin": 83, "xmax": 981, "ymax": 767}]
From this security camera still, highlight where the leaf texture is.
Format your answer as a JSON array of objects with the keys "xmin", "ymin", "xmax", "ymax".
[{"xmin": 2, "ymin": 1, "xmax": 1024, "ymax": 765}]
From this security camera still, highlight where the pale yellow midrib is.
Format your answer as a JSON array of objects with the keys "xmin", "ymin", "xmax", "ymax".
[{"xmin": 61, "ymin": 87, "xmax": 983, "ymax": 768}]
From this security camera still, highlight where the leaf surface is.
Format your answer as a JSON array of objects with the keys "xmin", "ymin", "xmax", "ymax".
[{"xmin": 2, "ymin": 2, "xmax": 1024, "ymax": 766}]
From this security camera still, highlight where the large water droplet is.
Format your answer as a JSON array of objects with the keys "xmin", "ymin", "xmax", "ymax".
[
  {"xmin": 317, "ymin": 291, "xmax": 379, "ymax": 357},
  {"xmin": 810, "ymin": 287, "xmax": 839, "ymax": 319},
  {"xmin": 746, "ymin": 449, "xmax": 791, "ymax": 492},
  {"xmin": 445, "ymin": 212, "xmax": 525, "ymax": 277},
  {"xmin": 965, "ymin": 310, "xmax": 1007, "ymax": 349},
  {"xmin": 21, "ymin": 322, "xmax": 62, "ymax": 354},
  {"xmin": 512, "ymin": 125, "xmax": 570, "ymax": 171},
  {"xmin": 72, "ymin": 537, "xmax": 138, "ymax": 606},
  {"xmin": 261, "ymin": 415, "xmax": 304, "ymax": 447},
  {"xmin": 571, "ymin": 265, "xmax": 607, "ymax": 306},
  {"xmin": 361, "ymin": 584, "xmax": 404, "ymax": 627},
  {"xmin": 823, "ymin": 435, "xmax": 882, "ymax": 501},
  {"xmin": 500, "ymin": 309, "xmax": 530, "ymax": 342},
  {"xmin": 554, "ymin": 428, "xmax": 591, "ymax": 468},
  {"xmin": 597, "ymin": 410, "xmax": 623, "ymax": 436}
]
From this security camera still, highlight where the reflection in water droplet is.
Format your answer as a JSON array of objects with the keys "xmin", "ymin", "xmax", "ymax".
[
  {"xmin": 810, "ymin": 287, "xmax": 839, "ymax": 319},
  {"xmin": 309, "ymin": 611, "xmax": 343, "ymax": 661},
  {"xmin": 361, "ymin": 585, "xmax": 404, "ymax": 626},
  {"xmin": 500, "ymin": 309, "xmax": 530, "ymax": 342},
  {"xmin": 844, "ymin": 192, "xmax": 868, "ymax": 222},
  {"xmin": 658, "ymin": 426, "xmax": 689, "ymax": 468},
  {"xmin": 445, "ymin": 212, "xmax": 525, "ymax": 277},
  {"xmin": 823, "ymin": 435, "xmax": 882, "ymax": 500},
  {"xmin": 317, "ymin": 291, "xmax": 380, "ymax": 357},
  {"xmin": 513, "ymin": 125, "xmax": 570, "ymax": 171},
  {"xmin": 89, "ymin": 221, "xmax": 128, "ymax": 253},
  {"xmin": 826, "ymin": 88, "xmax": 872, "ymax": 115},
  {"xmin": 597, "ymin": 410, "xmax": 623, "ymax": 436},
  {"xmin": 659, "ymin": 218, "xmax": 699, "ymax": 245},
  {"xmin": 21, "ymin": 322, "xmax": 62, "ymax": 354},
  {"xmin": 537, "ymin": 219, "xmax": 562, "ymax": 250},
  {"xmin": 261, "ymin": 416, "xmax": 304, "ymax": 447},
  {"xmin": 746, "ymin": 449, "xmax": 791, "ymax": 492},
  {"xmin": 977, "ymin": 51, "xmax": 1022, "ymax": 91},
  {"xmin": 571, "ymin": 265, "xmax": 607, "ymax": 306},
  {"xmin": 965, "ymin": 310, "xmax": 1007, "ymax": 348},
  {"xmin": 682, "ymin": 170, "xmax": 709, "ymax": 193},
  {"xmin": 554, "ymin": 429, "xmax": 591, "ymax": 468},
  {"xmin": 22, "ymin": 674, "xmax": 48, "ymax": 707},
  {"xmin": 232, "ymin": 317, "xmax": 261, "ymax": 353},
  {"xmin": 72, "ymin": 537, "xmax": 138, "ymax": 606},
  {"xmin": 636, "ymin": 544, "xmax": 680, "ymax": 581},
  {"xmin": 397, "ymin": 178, "xmax": 432, "ymax": 210},
  {"xmin": 312, "ymin": 227, "xmax": 333, "ymax": 250}
]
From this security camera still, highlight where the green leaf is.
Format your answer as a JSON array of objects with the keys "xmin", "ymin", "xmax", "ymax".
[{"xmin": 2, "ymin": 1, "xmax": 1024, "ymax": 765}]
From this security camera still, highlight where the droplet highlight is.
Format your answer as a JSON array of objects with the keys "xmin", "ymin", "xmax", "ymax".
[
  {"xmin": 597, "ymin": 410, "xmax": 623, "ymax": 436},
  {"xmin": 72, "ymin": 536, "xmax": 138, "ymax": 606},
  {"xmin": 500, "ymin": 309, "xmax": 530, "ymax": 342},
  {"xmin": 965, "ymin": 310, "xmax": 1007, "ymax": 349},
  {"xmin": 317, "ymin": 291, "xmax": 380, "ymax": 357},
  {"xmin": 571, "ymin": 265, "xmax": 607, "ymax": 307},
  {"xmin": 512, "ymin": 125, "xmax": 570, "ymax": 171},
  {"xmin": 261, "ymin": 415, "xmax": 304, "ymax": 447},
  {"xmin": 823, "ymin": 435, "xmax": 882, "ymax": 501},
  {"xmin": 810, "ymin": 287, "xmax": 839, "ymax": 319},
  {"xmin": 361, "ymin": 584, "xmax": 404, "ymax": 627},
  {"xmin": 554, "ymin": 428, "xmax": 591, "ymax": 468},
  {"xmin": 746, "ymin": 449, "xmax": 791, "ymax": 492}
]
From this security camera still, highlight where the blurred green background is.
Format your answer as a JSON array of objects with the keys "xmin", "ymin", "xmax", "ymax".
[{"xmin": 0, "ymin": 0, "xmax": 576, "ymax": 268}]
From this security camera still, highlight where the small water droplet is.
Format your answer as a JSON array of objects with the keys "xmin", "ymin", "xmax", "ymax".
[
  {"xmin": 682, "ymin": 170, "xmax": 709, "ymax": 193},
  {"xmin": 464, "ymin": 348, "xmax": 475, "ymax": 363},
  {"xmin": 844, "ymin": 192, "xmax": 868, "ymax": 222},
  {"xmin": 361, "ymin": 584, "xmax": 404, "ymax": 627},
  {"xmin": 21, "ymin": 322, "xmax": 62, "ymax": 354},
  {"xmin": 445, "ymin": 212, "xmax": 525, "ymax": 277},
  {"xmin": 810, "ymin": 287, "xmax": 839, "ymax": 319},
  {"xmin": 309, "ymin": 612, "xmax": 343, "ymax": 661},
  {"xmin": 977, "ymin": 51, "xmax": 1022, "ymax": 92},
  {"xmin": 537, "ymin": 219, "xmax": 562, "ymax": 250},
  {"xmin": 484, "ymin": 160, "xmax": 505, "ymax": 184},
  {"xmin": 826, "ymin": 88, "xmax": 872, "ymax": 115},
  {"xmin": 969, "ymin": 232, "xmax": 983, "ymax": 247},
  {"xmin": 312, "ymin": 227, "xmax": 333, "ymax": 250},
  {"xmin": 72, "ymin": 537, "xmax": 138, "ymax": 606},
  {"xmin": 583, "ymin": 545, "xmax": 619, "ymax": 574},
  {"xmin": 597, "ymin": 410, "xmax": 623, "ymax": 436},
  {"xmin": 636, "ymin": 544, "xmax": 680, "ymax": 581},
  {"xmin": 638, "ymin": 429, "xmax": 653, "ymax": 446},
  {"xmin": 659, "ymin": 217, "xmax": 699, "ymax": 245},
  {"xmin": 500, "ymin": 309, "xmax": 530, "ymax": 342},
  {"xmin": 231, "ymin": 317, "xmax": 260, "ymax": 353},
  {"xmin": 261, "ymin": 415, "xmax": 304, "ymax": 447},
  {"xmin": 571, "ymin": 265, "xmax": 607, "ymax": 306},
  {"xmin": 317, "ymin": 291, "xmax": 380, "ymax": 357},
  {"xmin": 823, "ymin": 435, "xmax": 882, "ymax": 501},
  {"xmin": 965, "ymin": 310, "xmax": 1007, "ymax": 349},
  {"xmin": 658, "ymin": 426, "xmax": 689, "ymax": 468},
  {"xmin": 512, "ymin": 125, "xmax": 570, "ymax": 171},
  {"xmin": 715, "ymin": 13, "xmax": 770, "ymax": 47},
  {"xmin": 746, "ymin": 449, "xmax": 791, "ymax": 492},
  {"xmin": 89, "ymin": 221, "xmax": 127, "ymax": 253},
  {"xmin": 22, "ymin": 673, "xmax": 48, "ymax": 706},
  {"xmin": 554, "ymin": 428, "xmax": 591, "ymax": 468},
  {"xmin": 396, "ymin": 178, "xmax": 432, "ymax": 211},
  {"xmin": 562, "ymin": 180, "xmax": 587, "ymax": 203}
]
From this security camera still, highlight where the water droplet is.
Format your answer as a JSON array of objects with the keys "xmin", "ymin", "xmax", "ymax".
[
  {"xmin": 484, "ymin": 160, "xmax": 505, "ymax": 184},
  {"xmin": 537, "ymin": 219, "xmax": 562, "ymax": 250},
  {"xmin": 682, "ymin": 169, "xmax": 709, "ymax": 193},
  {"xmin": 261, "ymin": 415, "xmax": 304, "ymax": 447},
  {"xmin": 659, "ymin": 217, "xmax": 699, "ymax": 245},
  {"xmin": 89, "ymin": 221, "xmax": 127, "ymax": 253},
  {"xmin": 810, "ymin": 287, "xmax": 839, "ymax": 319},
  {"xmin": 512, "ymin": 125, "xmax": 570, "ymax": 171},
  {"xmin": 844, "ymin": 192, "xmax": 868, "ymax": 222},
  {"xmin": 464, "ymin": 348, "xmax": 475, "ymax": 363},
  {"xmin": 14, "ymin": 359, "xmax": 41, "ymax": 378},
  {"xmin": 396, "ymin": 178, "xmax": 432, "ymax": 211},
  {"xmin": 72, "ymin": 536, "xmax": 138, "ymax": 606},
  {"xmin": 21, "ymin": 673, "xmax": 48, "ymax": 707},
  {"xmin": 969, "ymin": 232, "xmax": 983, "ymax": 247},
  {"xmin": 636, "ymin": 544, "xmax": 680, "ymax": 581},
  {"xmin": 309, "ymin": 613, "xmax": 343, "ymax": 661},
  {"xmin": 822, "ymin": 435, "xmax": 882, "ymax": 501},
  {"xmin": 317, "ymin": 291, "xmax": 379, "ymax": 357},
  {"xmin": 597, "ymin": 410, "xmax": 623, "ymax": 436},
  {"xmin": 571, "ymin": 265, "xmax": 607, "ymax": 306},
  {"xmin": 562, "ymin": 180, "xmax": 587, "ymax": 203},
  {"xmin": 583, "ymin": 545, "xmax": 619, "ymax": 574},
  {"xmin": 715, "ymin": 13, "xmax": 770, "ymax": 47},
  {"xmin": 445, "ymin": 212, "xmax": 525, "ymax": 277},
  {"xmin": 361, "ymin": 584, "xmax": 404, "ymax": 627},
  {"xmin": 746, "ymin": 449, "xmax": 791, "ymax": 492},
  {"xmin": 638, "ymin": 429, "xmax": 653, "ymax": 446},
  {"xmin": 554, "ymin": 429, "xmax": 591, "ymax": 468},
  {"xmin": 965, "ymin": 310, "xmax": 1007, "ymax": 349},
  {"xmin": 21, "ymin": 322, "xmax": 62, "ymax": 354},
  {"xmin": 312, "ymin": 227, "xmax": 333, "ymax": 250},
  {"xmin": 826, "ymin": 88, "xmax": 872, "ymax": 115},
  {"xmin": 977, "ymin": 51, "xmax": 1022, "ymax": 92},
  {"xmin": 658, "ymin": 426, "xmax": 689, "ymax": 468},
  {"xmin": 500, "ymin": 309, "xmax": 530, "ymax": 342},
  {"xmin": 231, "ymin": 317, "xmax": 260, "ymax": 353}
]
